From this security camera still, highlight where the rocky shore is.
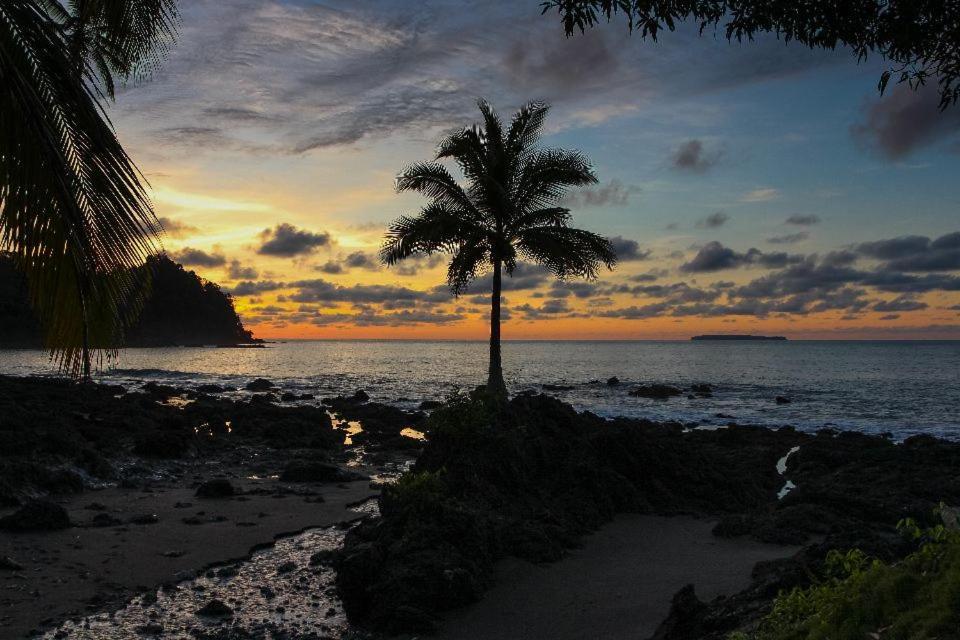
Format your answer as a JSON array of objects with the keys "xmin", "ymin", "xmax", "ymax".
[
  {"xmin": 335, "ymin": 390, "xmax": 960, "ymax": 637},
  {"xmin": 2, "ymin": 375, "xmax": 959, "ymax": 638},
  {"xmin": 0, "ymin": 375, "xmax": 425, "ymax": 637}
]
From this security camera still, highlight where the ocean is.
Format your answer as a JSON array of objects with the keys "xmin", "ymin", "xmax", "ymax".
[{"xmin": 1, "ymin": 340, "xmax": 958, "ymax": 439}]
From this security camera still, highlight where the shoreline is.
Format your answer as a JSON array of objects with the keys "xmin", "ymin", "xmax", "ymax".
[{"xmin": 3, "ymin": 375, "xmax": 960, "ymax": 638}]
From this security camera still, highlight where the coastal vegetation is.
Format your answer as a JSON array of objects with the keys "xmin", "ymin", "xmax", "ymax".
[
  {"xmin": 0, "ymin": 0, "xmax": 177, "ymax": 377},
  {"xmin": 731, "ymin": 516, "xmax": 960, "ymax": 640},
  {"xmin": 0, "ymin": 254, "xmax": 256, "ymax": 348},
  {"xmin": 381, "ymin": 100, "xmax": 617, "ymax": 397}
]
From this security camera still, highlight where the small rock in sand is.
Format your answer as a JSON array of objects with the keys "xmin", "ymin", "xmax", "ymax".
[
  {"xmin": 606, "ymin": 376, "xmax": 620, "ymax": 386},
  {"xmin": 196, "ymin": 599, "xmax": 233, "ymax": 617},
  {"xmin": 0, "ymin": 500, "xmax": 71, "ymax": 531},
  {"xmin": 277, "ymin": 561, "xmax": 296, "ymax": 574},
  {"xmin": 775, "ymin": 395, "xmax": 792, "ymax": 404},
  {"xmin": 1, "ymin": 555, "xmax": 24, "ymax": 571},
  {"xmin": 195, "ymin": 478, "xmax": 236, "ymax": 498}
]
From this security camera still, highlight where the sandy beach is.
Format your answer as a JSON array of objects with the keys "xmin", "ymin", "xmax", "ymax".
[{"xmin": 436, "ymin": 514, "xmax": 801, "ymax": 640}]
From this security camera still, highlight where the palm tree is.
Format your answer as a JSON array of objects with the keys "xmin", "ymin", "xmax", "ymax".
[
  {"xmin": 0, "ymin": 0, "xmax": 178, "ymax": 379},
  {"xmin": 381, "ymin": 100, "xmax": 617, "ymax": 398}
]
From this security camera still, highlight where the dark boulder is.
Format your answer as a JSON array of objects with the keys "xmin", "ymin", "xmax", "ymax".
[
  {"xmin": 691, "ymin": 383, "xmax": 713, "ymax": 394},
  {"xmin": 418, "ymin": 400, "xmax": 443, "ymax": 411},
  {"xmin": 196, "ymin": 599, "xmax": 233, "ymax": 617},
  {"xmin": 629, "ymin": 384, "xmax": 683, "ymax": 400},
  {"xmin": 775, "ymin": 396, "xmax": 791, "ymax": 404},
  {"xmin": 650, "ymin": 585, "xmax": 708, "ymax": 640},
  {"xmin": 245, "ymin": 378, "xmax": 275, "ymax": 392},
  {"xmin": 195, "ymin": 478, "xmax": 236, "ymax": 498},
  {"xmin": 352, "ymin": 389, "xmax": 370, "ymax": 403},
  {"xmin": 0, "ymin": 500, "xmax": 71, "ymax": 531},
  {"xmin": 134, "ymin": 431, "xmax": 189, "ymax": 459},
  {"xmin": 606, "ymin": 377, "xmax": 620, "ymax": 386}
]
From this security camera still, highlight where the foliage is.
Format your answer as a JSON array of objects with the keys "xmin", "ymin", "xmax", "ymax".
[
  {"xmin": 732, "ymin": 509, "xmax": 960, "ymax": 640},
  {"xmin": 0, "ymin": 0, "xmax": 178, "ymax": 377},
  {"xmin": 541, "ymin": 1, "xmax": 960, "ymax": 108}
]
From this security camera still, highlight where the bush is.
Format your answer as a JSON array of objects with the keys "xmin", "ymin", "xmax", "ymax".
[{"xmin": 734, "ymin": 510, "xmax": 960, "ymax": 640}]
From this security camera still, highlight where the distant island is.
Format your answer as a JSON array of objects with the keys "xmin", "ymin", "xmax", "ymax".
[
  {"xmin": 691, "ymin": 334, "xmax": 788, "ymax": 341},
  {"xmin": 0, "ymin": 254, "xmax": 258, "ymax": 348}
]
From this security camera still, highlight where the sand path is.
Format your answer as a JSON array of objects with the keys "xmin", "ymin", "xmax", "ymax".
[{"xmin": 436, "ymin": 514, "xmax": 798, "ymax": 640}]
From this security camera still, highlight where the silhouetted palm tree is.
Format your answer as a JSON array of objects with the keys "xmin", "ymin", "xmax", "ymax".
[
  {"xmin": 0, "ymin": 0, "xmax": 178, "ymax": 378},
  {"xmin": 382, "ymin": 100, "xmax": 617, "ymax": 398}
]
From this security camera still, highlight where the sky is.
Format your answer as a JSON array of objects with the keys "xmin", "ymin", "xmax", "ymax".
[{"xmin": 109, "ymin": 0, "xmax": 960, "ymax": 340}]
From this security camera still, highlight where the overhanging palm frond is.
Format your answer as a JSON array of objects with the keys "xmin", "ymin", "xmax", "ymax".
[
  {"xmin": 1, "ymin": 0, "xmax": 160, "ymax": 376},
  {"xmin": 515, "ymin": 226, "xmax": 618, "ymax": 279},
  {"xmin": 56, "ymin": 0, "xmax": 179, "ymax": 97},
  {"xmin": 396, "ymin": 161, "xmax": 482, "ymax": 221}
]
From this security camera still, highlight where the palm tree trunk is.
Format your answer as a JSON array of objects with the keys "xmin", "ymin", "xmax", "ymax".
[{"xmin": 487, "ymin": 257, "xmax": 507, "ymax": 399}]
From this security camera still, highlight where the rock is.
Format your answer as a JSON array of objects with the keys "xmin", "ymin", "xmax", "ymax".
[
  {"xmin": 542, "ymin": 384, "xmax": 575, "ymax": 391},
  {"xmin": 606, "ymin": 377, "xmax": 620, "ymax": 386},
  {"xmin": 690, "ymin": 383, "xmax": 713, "ymax": 394},
  {"xmin": 280, "ymin": 392, "xmax": 298, "ymax": 402},
  {"xmin": 418, "ymin": 400, "xmax": 443, "ymax": 411},
  {"xmin": 196, "ymin": 599, "xmax": 233, "ymax": 617},
  {"xmin": 196, "ymin": 384, "xmax": 227, "ymax": 394},
  {"xmin": 309, "ymin": 549, "xmax": 337, "ymax": 566},
  {"xmin": 90, "ymin": 513, "xmax": 122, "ymax": 528},
  {"xmin": 130, "ymin": 513, "xmax": 160, "ymax": 525},
  {"xmin": 277, "ymin": 560, "xmax": 296, "ymax": 574},
  {"xmin": 629, "ymin": 384, "xmax": 683, "ymax": 400},
  {"xmin": 0, "ymin": 500, "xmax": 71, "ymax": 531},
  {"xmin": 280, "ymin": 461, "xmax": 365, "ymax": 483},
  {"xmin": 352, "ymin": 389, "xmax": 370, "ymax": 403},
  {"xmin": 1, "ymin": 555, "xmax": 24, "ymax": 571},
  {"xmin": 195, "ymin": 478, "xmax": 236, "ymax": 498},
  {"xmin": 134, "ymin": 431, "xmax": 188, "ymax": 459},
  {"xmin": 136, "ymin": 622, "xmax": 164, "ymax": 635},
  {"xmin": 650, "ymin": 584, "xmax": 707, "ymax": 640},
  {"xmin": 775, "ymin": 395, "xmax": 792, "ymax": 404},
  {"xmin": 245, "ymin": 378, "xmax": 275, "ymax": 392}
]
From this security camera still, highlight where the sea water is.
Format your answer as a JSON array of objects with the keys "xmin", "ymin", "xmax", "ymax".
[{"xmin": 1, "ymin": 340, "xmax": 958, "ymax": 439}]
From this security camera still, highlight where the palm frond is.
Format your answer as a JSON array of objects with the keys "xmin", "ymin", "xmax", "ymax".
[
  {"xmin": 514, "ymin": 148, "xmax": 598, "ymax": 212},
  {"xmin": 380, "ymin": 202, "xmax": 483, "ymax": 266},
  {"xmin": 446, "ymin": 239, "xmax": 490, "ymax": 296},
  {"xmin": 506, "ymin": 101, "xmax": 549, "ymax": 156},
  {"xmin": 436, "ymin": 126, "xmax": 488, "ymax": 186},
  {"xmin": 396, "ymin": 161, "xmax": 484, "ymax": 221},
  {"xmin": 515, "ymin": 226, "xmax": 617, "ymax": 279},
  {"xmin": 1, "ymin": 0, "xmax": 160, "ymax": 376}
]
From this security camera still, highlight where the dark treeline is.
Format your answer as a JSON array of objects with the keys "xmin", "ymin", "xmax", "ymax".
[{"xmin": 0, "ymin": 254, "xmax": 255, "ymax": 349}]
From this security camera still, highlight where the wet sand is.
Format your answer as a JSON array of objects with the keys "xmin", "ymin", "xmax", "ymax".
[
  {"xmin": 436, "ymin": 514, "xmax": 800, "ymax": 640},
  {"xmin": 0, "ymin": 474, "xmax": 376, "ymax": 638}
]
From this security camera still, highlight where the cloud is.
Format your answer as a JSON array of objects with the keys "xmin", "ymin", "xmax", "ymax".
[
  {"xmin": 851, "ymin": 83, "xmax": 960, "ymax": 160},
  {"xmin": 767, "ymin": 232, "xmax": 809, "ymax": 245},
  {"xmin": 227, "ymin": 260, "xmax": 259, "ymax": 280},
  {"xmin": 740, "ymin": 188, "xmax": 779, "ymax": 203},
  {"xmin": 671, "ymin": 139, "xmax": 721, "ymax": 173},
  {"xmin": 469, "ymin": 262, "xmax": 552, "ymax": 293},
  {"xmin": 290, "ymin": 279, "xmax": 450, "ymax": 305},
  {"xmin": 680, "ymin": 241, "xmax": 802, "ymax": 272},
  {"xmin": 230, "ymin": 280, "xmax": 285, "ymax": 296},
  {"xmin": 607, "ymin": 236, "xmax": 651, "ymax": 261},
  {"xmin": 695, "ymin": 211, "xmax": 729, "ymax": 229},
  {"xmin": 344, "ymin": 251, "xmax": 380, "ymax": 270},
  {"xmin": 561, "ymin": 179, "xmax": 640, "ymax": 208},
  {"xmin": 158, "ymin": 216, "xmax": 198, "ymax": 238},
  {"xmin": 856, "ymin": 232, "xmax": 960, "ymax": 272},
  {"xmin": 873, "ymin": 296, "xmax": 928, "ymax": 312},
  {"xmin": 310, "ymin": 307, "xmax": 464, "ymax": 326},
  {"xmin": 257, "ymin": 223, "xmax": 332, "ymax": 257},
  {"xmin": 170, "ymin": 247, "xmax": 226, "ymax": 267},
  {"xmin": 785, "ymin": 214, "xmax": 821, "ymax": 226},
  {"xmin": 393, "ymin": 253, "xmax": 445, "ymax": 276}
]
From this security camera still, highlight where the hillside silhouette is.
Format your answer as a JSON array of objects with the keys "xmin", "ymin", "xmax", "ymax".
[{"xmin": 0, "ymin": 254, "xmax": 256, "ymax": 348}]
